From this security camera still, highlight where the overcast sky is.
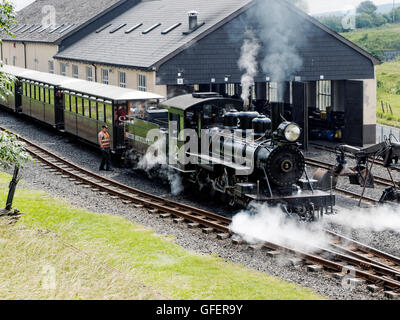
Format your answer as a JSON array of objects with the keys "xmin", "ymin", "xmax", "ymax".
[{"xmin": 11, "ymin": 0, "xmax": 399, "ymax": 14}]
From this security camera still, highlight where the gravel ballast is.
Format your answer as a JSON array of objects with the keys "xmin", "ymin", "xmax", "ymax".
[{"xmin": 1, "ymin": 109, "xmax": 399, "ymax": 300}]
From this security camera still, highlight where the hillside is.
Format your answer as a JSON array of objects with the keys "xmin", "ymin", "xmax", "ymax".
[
  {"xmin": 341, "ymin": 24, "xmax": 400, "ymax": 60},
  {"xmin": 376, "ymin": 58, "xmax": 400, "ymax": 127}
]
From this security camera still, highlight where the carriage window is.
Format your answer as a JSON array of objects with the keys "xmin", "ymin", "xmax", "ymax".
[
  {"xmin": 35, "ymin": 86, "xmax": 39, "ymax": 101},
  {"xmin": 105, "ymin": 103, "xmax": 113, "ymax": 124},
  {"xmin": 40, "ymin": 87, "xmax": 45, "ymax": 102},
  {"xmin": 22, "ymin": 83, "xmax": 26, "ymax": 96},
  {"xmin": 83, "ymin": 99, "xmax": 90, "ymax": 117},
  {"xmin": 77, "ymin": 97, "xmax": 83, "ymax": 115},
  {"xmin": 50, "ymin": 89, "xmax": 54, "ymax": 105},
  {"xmin": 90, "ymin": 100, "xmax": 97, "ymax": 119},
  {"xmin": 98, "ymin": 103, "xmax": 105, "ymax": 122},
  {"xmin": 64, "ymin": 94, "xmax": 70, "ymax": 111},
  {"xmin": 70, "ymin": 96, "xmax": 76, "ymax": 112},
  {"xmin": 45, "ymin": 88, "xmax": 50, "ymax": 104},
  {"xmin": 26, "ymin": 83, "xmax": 30, "ymax": 97},
  {"xmin": 31, "ymin": 84, "xmax": 35, "ymax": 99}
]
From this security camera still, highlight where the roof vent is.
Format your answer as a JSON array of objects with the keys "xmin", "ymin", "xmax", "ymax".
[{"xmin": 188, "ymin": 11, "xmax": 198, "ymax": 30}]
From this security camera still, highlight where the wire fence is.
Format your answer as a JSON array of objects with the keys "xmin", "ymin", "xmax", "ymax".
[{"xmin": 377, "ymin": 124, "xmax": 400, "ymax": 143}]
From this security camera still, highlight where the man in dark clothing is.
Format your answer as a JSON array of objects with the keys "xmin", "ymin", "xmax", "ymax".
[{"xmin": 98, "ymin": 125, "xmax": 113, "ymax": 171}]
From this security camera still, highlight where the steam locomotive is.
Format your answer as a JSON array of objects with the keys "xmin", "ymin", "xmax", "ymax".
[{"xmin": 125, "ymin": 92, "xmax": 335, "ymax": 221}]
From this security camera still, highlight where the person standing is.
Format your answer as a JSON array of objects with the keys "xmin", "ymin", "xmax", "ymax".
[{"xmin": 98, "ymin": 125, "xmax": 113, "ymax": 171}]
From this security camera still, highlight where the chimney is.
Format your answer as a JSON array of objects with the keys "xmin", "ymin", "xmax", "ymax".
[{"xmin": 188, "ymin": 11, "xmax": 198, "ymax": 30}]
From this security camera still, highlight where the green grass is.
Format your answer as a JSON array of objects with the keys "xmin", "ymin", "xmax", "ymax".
[
  {"xmin": 0, "ymin": 171, "xmax": 322, "ymax": 300},
  {"xmin": 341, "ymin": 24, "xmax": 400, "ymax": 61},
  {"xmin": 376, "ymin": 58, "xmax": 400, "ymax": 127}
]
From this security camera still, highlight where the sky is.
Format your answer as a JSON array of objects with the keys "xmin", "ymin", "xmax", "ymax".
[
  {"xmin": 10, "ymin": 0, "xmax": 400, "ymax": 14},
  {"xmin": 306, "ymin": 0, "xmax": 397, "ymax": 14}
]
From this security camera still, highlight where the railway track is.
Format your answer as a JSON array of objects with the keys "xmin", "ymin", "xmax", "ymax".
[{"xmin": 2, "ymin": 127, "xmax": 400, "ymax": 298}]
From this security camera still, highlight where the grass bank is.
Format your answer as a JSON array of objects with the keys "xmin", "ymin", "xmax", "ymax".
[
  {"xmin": 0, "ymin": 172, "xmax": 322, "ymax": 300},
  {"xmin": 376, "ymin": 58, "xmax": 400, "ymax": 128},
  {"xmin": 341, "ymin": 24, "xmax": 400, "ymax": 61}
]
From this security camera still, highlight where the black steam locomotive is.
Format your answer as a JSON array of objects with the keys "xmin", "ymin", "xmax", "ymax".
[{"xmin": 125, "ymin": 92, "xmax": 335, "ymax": 221}]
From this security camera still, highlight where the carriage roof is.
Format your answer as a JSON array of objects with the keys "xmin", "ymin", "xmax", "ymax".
[
  {"xmin": 161, "ymin": 93, "xmax": 241, "ymax": 111},
  {"xmin": 0, "ymin": 65, "xmax": 164, "ymax": 101}
]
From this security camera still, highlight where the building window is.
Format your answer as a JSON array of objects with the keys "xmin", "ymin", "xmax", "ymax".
[
  {"xmin": 60, "ymin": 63, "xmax": 67, "ymax": 76},
  {"xmin": 86, "ymin": 66, "xmax": 93, "ymax": 81},
  {"xmin": 48, "ymin": 61, "xmax": 54, "ymax": 74},
  {"xmin": 268, "ymin": 82, "xmax": 279, "ymax": 102},
  {"xmin": 12, "ymin": 56, "xmax": 16, "ymax": 66},
  {"xmin": 225, "ymin": 83, "xmax": 235, "ymax": 96},
  {"xmin": 5, "ymin": 58, "xmax": 8, "ymax": 65},
  {"xmin": 72, "ymin": 65, "xmax": 79, "ymax": 78},
  {"xmin": 119, "ymin": 71, "xmax": 126, "ymax": 88},
  {"xmin": 102, "ymin": 69, "xmax": 109, "ymax": 85},
  {"xmin": 317, "ymin": 80, "xmax": 332, "ymax": 111},
  {"xmin": 138, "ymin": 74, "xmax": 147, "ymax": 91}
]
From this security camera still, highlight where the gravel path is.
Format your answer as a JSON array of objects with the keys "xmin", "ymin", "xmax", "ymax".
[{"xmin": 1, "ymin": 108, "xmax": 398, "ymax": 300}]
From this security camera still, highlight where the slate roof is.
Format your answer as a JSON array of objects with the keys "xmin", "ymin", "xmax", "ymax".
[
  {"xmin": 54, "ymin": 0, "xmax": 380, "ymax": 70},
  {"xmin": 55, "ymin": 0, "xmax": 254, "ymax": 69},
  {"xmin": 1, "ymin": 0, "xmax": 126, "ymax": 43}
]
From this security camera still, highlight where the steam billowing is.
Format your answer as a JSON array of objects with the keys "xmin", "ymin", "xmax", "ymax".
[
  {"xmin": 237, "ymin": 0, "xmax": 308, "ymax": 101},
  {"xmin": 325, "ymin": 206, "xmax": 400, "ymax": 232},
  {"xmin": 230, "ymin": 203, "xmax": 400, "ymax": 255},
  {"xmin": 238, "ymin": 30, "xmax": 260, "ymax": 104},
  {"xmin": 138, "ymin": 136, "xmax": 184, "ymax": 196},
  {"xmin": 230, "ymin": 203, "xmax": 330, "ymax": 253}
]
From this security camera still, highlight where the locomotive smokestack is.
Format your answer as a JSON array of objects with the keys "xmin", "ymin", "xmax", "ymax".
[{"xmin": 188, "ymin": 11, "xmax": 198, "ymax": 30}]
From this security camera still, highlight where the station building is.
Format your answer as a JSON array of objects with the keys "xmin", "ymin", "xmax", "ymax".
[{"xmin": 1, "ymin": 0, "xmax": 380, "ymax": 146}]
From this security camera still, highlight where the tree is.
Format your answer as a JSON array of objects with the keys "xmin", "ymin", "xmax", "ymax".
[
  {"xmin": 0, "ymin": 1, "xmax": 17, "ymax": 100},
  {"xmin": 319, "ymin": 16, "xmax": 345, "ymax": 33},
  {"xmin": 356, "ymin": 13, "xmax": 374, "ymax": 28},
  {"xmin": 0, "ymin": 1, "xmax": 31, "ymax": 213},
  {"xmin": 357, "ymin": 1, "xmax": 378, "ymax": 15}
]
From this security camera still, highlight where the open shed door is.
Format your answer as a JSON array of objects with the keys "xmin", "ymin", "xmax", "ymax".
[
  {"xmin": 344, "ymin": 80, "xmax": 364, "ymax": 147},
  {"xmin": 292, "ymin": 82, "xmax": 308, "ymax": 150}
]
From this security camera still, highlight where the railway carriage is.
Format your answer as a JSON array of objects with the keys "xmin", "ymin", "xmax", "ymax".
[{"xmin": 0, "ymin": 65, "xmax": 163, "ymax": 153}]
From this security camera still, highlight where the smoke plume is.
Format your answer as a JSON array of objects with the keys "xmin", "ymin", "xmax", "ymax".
[
  {"xmin": 137, "ymin": 136, "xmax": 184, "ymax": 196},
  {"xmin": 325, "ymin": 205, "xmax": 400, "ymax": 232},
  {"xmin": 238, "ymin": 29, "xmax": 260, "ymax": 104},
  {"xmin": 230, "ymin": 203, "xmax": 330, "ymax": 253}
]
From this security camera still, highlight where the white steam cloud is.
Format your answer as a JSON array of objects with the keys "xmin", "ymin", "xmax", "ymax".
[
  {"xmin": 238, "ymin": 29, "xmax": 260, "ymax": 104},
  {"xmin": 325, "ymin": 205, "xmax": 400, "ymax": 232},
  {"xmin": 230, "ymin": 203, "xmax": 330, "ymax": 253},
  {"xmin": 138, "ymin": 136, "xmax": 184, "ymax": 196},
  {"xmin": 255, "ymin": 0, "xmax": 305, "ymax": 83}
]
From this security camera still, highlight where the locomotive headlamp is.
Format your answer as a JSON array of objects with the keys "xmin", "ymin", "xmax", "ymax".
[{"xmin": 276, "ymin": 122, "xmax": 301, "ymax": 142}]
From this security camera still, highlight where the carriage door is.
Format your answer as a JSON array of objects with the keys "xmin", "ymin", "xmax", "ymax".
[
  {"xmin": 54, "ymin": 87, "xmax": 64, "ymax": 128},
  {"xmin": 292, "ymin": 82, "xmax": 308, "ymax": 151},
  {"xmin": 344, "ymin": 80, "xmax": 364, "ymax": 147}
]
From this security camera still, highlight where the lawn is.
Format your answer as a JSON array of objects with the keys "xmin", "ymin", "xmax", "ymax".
[
  {"xmin": 0, "ymin": 172, "xmax": 322, "ymax": 300},
  {"xmin": 376, "ymin": 58, "xmax": 400, "ymax": 127},
  {"xmin": 342, "ymin": 26, "xmax": 400, "ymax": 128},
  {"xmin": 341, "ymin": 24, "xmax": 400, "ymax": 61}
]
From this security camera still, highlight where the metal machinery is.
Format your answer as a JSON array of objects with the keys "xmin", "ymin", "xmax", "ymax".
[
  {"xmin": 124, "ymin": 92, "xmax": 335, "ymax": 221},
  {"xmin": 314, "ymin": 139, "xmax": 400, "ymax": 205}
]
